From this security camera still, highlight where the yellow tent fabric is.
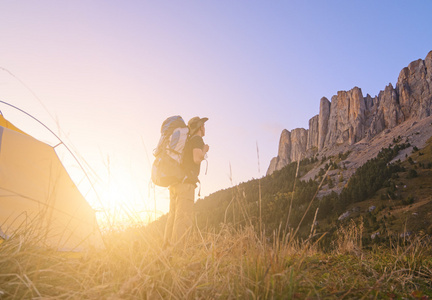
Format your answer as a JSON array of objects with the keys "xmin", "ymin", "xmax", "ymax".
[
  {"xmin": 0, "ymin": 116, "xmax": 104, "ymax": 251},
  {"xmin": 0, "ymin": 114, "xmax": 27, "ymax": 135}
]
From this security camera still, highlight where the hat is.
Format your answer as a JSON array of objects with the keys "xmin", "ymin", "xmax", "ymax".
[{"xmin": 188, "ymin": 116, "xmax": 208, "ymax": 135}]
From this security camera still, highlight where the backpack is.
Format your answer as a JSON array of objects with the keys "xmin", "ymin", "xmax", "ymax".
[{"xmin": 151, "ymin": 116, "xmax": 189, "ymax": 187}]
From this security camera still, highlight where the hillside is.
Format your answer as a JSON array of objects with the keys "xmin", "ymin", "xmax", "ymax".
[
  {"xmin": 304, "ymin": 114, "xmax": 432, "ymax": 198},
  {"xmin": 193, "ymin": 132, "xmax": 432, "ymax": 248},
  {"xmin": 336, "ymin": 134, "xmax": 432, "ymax": 239}
]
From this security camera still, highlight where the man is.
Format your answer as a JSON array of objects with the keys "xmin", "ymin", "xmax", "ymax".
[{"xmin": 163, "ymin": 116, "xmax": 209, "ymax": 248}]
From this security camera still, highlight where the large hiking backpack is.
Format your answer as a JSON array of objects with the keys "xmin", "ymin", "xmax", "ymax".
[{"xmin": 151, "ymin": 116, "xmax": 189, "ymax": 187}]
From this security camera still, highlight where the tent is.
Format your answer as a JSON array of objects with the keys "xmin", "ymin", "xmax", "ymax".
[{"xmin": 0, "ymin": 114, "xmax": 104, "ymax": 251}]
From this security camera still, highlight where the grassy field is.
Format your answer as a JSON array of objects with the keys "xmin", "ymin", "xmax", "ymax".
[
  {"xmin": 1, "ymin": 220, "xmax": 431, "ymax": 299},
  {"xmin": 1, "ymin": 138, "xmax": 432, "ymax": 299},
  {"xmin": 1, "ymin": 139, "xmax": 432, "ymax": 299}
]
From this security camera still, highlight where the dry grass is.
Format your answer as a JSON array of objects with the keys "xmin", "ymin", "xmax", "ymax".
[{"xmin": 1, "ymin": 220, "xmax": 431, "ymax": 299}]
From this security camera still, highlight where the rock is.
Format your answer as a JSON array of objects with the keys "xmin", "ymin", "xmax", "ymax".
[
  {"xmin": 266, "ymin": 130, "xmax": 291, "ymax": 175},
  {"xmin": 266, "ymin": 157, "xmax": 279, "ymax": 176},
  {"xmin": 400, "ymin": 231, "xmax": 413, "ymax": 238},
  {"xmin": 324, "ymin": 87, "xmax": 366, "ymax": 147},
  {"xmin": 266, "ymin": 128, "xmax": 308, "ymax": 174},
  {"xmin": 307, "ymin": 115, "xmax": 319, "ymax": 150},
  {"xmin": 368, "ymin": 206, "xmax": 376, "ymax": 212},
  {"xmin": 290, "ymin": 128, "xmax": 308, "ymax": 162},
  {"xmin": 277, "ymin": 129, "xmax": 292, "ymax": 167},
  {"xmin": 426, "ymin": 50, "xmax": 432, "ymax": 71},
  {"xmin": 318, "ymin": 97, "xmax": 331, "ymax": 151},
  {"xmin": 348, "ymin": 87, "xmax": 367, "ymax": 144},
  {"xmin": 371, "ymin": 232, "xmax": 380, "ymax": 239},
  {"xmin": 380, "ymin": 83, "xmax": 404, "ymax": 128},
  {"xmin": 338, "ymin": 211, "xmax": 350, "ymax": 221},
  {"xmin": 397, "ymin": 53, "xmax": 432, "ymax": 119}
]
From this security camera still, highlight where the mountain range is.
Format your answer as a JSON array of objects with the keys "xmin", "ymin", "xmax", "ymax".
[{"xmin": 267, "ymin": 50, "xmax": 432, "ymax": 182}]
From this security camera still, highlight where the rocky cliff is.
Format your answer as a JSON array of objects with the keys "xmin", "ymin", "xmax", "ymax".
[{"xmin": 267, "ymin": 50, "xmax": 432, "ymax": 175}]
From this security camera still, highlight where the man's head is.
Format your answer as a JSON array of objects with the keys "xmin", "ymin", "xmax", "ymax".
[{"xmin": 188, "ymin": 116, "xmax": 208, "ymax": 136}]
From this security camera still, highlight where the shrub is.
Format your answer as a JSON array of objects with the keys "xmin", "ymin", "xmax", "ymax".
[
  {"xmin": 407, "ymin": 169, "xmax": 418, "ymax": 179},
  {"xmin": 402, "ymin": 196, "xmax": 415, "ymax": 205}
]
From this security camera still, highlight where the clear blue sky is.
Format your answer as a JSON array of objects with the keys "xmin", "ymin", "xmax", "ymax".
[{"xmin": 1, "ymin": 1, "xmax": 432, "ymax": 222}]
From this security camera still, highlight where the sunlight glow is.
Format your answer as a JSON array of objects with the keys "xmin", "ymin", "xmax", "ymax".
[
  {"xmin": 91, "ymin": 168, "xmax": 152, "ymax": 229},
  {"xmin": 61, "ymin": 148, "xmax": 161, "ymax": 230}
]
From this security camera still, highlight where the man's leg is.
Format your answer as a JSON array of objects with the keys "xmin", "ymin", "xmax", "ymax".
[
  {"xmin": 163, "ymin": 185, "xmax": 178, "ymax": 247},
  {"xmin": 172, "ymin": 183, "xmax": 195, "ymax": 244}
]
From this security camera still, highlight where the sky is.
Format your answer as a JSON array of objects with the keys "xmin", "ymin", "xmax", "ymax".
[{"xmin": 1, "ymin": 1, "xmax": 432, "ymax": 226}]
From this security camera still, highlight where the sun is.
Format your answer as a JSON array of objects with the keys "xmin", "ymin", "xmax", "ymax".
[
  {"xmin": 64, "ymin": 157, "xmax": 157, "ymax": 230},
  {"xmin": 58, "ymin": 145, "xmax": 168, "ymax": 231},
  {"xmin": 93, "ymin": 170, "xmax": 153, "ymax": 230}
]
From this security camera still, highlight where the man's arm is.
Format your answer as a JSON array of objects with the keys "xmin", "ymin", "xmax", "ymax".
[{"xmin": 193, "ymin": 144, "xmax": 209, "ymax": 164}]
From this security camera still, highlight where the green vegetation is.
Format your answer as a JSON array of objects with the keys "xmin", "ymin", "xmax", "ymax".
[
  {"xmin": 194, "ymin": 157, "xmax": 320, "ymax": 238},
  {"xmin": 193, "ymin": 142, "xmax": 422, "ymax": 243},
  {"xmin": 339, "ymin": 143, "xmax": 410, "ymax": 207}
]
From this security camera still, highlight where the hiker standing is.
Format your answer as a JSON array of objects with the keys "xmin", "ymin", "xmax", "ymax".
[{"xmin": 163, "ymin": 116, "xmax": 209, "ymax": 248}]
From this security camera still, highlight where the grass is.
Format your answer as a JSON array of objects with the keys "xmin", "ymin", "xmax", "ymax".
[
  {"xmin": 1, "ymin": 220, "xmax": 431, "ymax": 299},
  {"xmin": 1, "ymin": 131, "xmax": 431, "ymax": 299}
]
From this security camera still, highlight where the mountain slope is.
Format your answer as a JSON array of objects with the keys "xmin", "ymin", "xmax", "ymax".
[{"xmin": 194, "ymin": 134, "xmax": 432, "ymax": 246}]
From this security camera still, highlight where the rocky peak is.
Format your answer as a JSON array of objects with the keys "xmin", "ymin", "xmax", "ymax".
[
  {"xmin": 267, "ymin": 50, "xmax": 432, "ymax": 175},
  {"xmin": 267, "ymin": 128, "xmax": 308, "ymax": 174},
  {"xmin": 307, "ymin": 115, "xmax": 319, "ymax": 151},
  {"xmin": 318, "ymin": 97, "xmax": 330, "ymax": 151},
  {"xmin": 397, "ymin": 52, "xmax": 432, "ymax": 119},
  {"xmin": 324, "ymin": 87, "xmax": 366, "ymax": 147},
  {"xmin": 290, "ymin": 128, "xmax": 308, "ymax": 162}
]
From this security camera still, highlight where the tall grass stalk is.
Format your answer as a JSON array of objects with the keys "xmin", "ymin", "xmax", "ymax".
[
  {"xmin": 291, "ymin": 161, "xmax": 332, "ymax": 242},
  {"xmin": 256, "ymin": 142, "xmax": 262, "ymax": 238},
  {"xmin": 224, "ymin": 162, "xmax": 253, "ymax": 228}
]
